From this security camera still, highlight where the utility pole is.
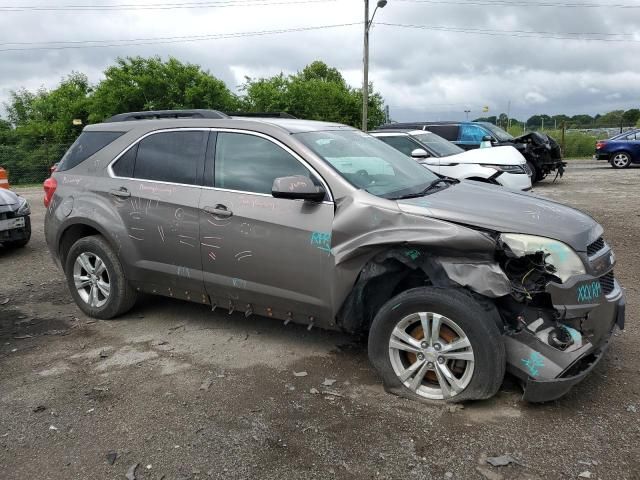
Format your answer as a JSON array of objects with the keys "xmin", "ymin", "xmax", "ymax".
[
  {"xmin": 362, "ymin": 0, "xmax": 387, "ymax": 131},
  {"xmin": 464, "ymin": 110, "xmax": 471, "ymax": 121},
  {"xmin": 363, "ymin": 0, "xmax": 369, "ymax": 131},
  {"xmin": 506, "ymin": 99, "xmax": 511, "ymax": 129}
]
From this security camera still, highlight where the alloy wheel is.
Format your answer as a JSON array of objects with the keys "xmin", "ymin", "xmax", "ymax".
[
  {"xmin": 612, "ymin": 153, "xmax": 630, "ymax": 168},
  {"xmin": 388, "ymin": 312, "xmax": 475, "ymax": 400},
  {"xmin": 73, "ymin": 252, "xmax": 110, "ymax": 308}
]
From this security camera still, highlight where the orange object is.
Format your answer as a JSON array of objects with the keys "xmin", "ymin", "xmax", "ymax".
[{"xmin": 0, "ymin": 167, "xmax": 9, "ymax": 189}]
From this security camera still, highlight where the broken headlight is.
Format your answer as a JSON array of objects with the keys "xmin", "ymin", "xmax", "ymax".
[
  {"xmin": 500, "ymin": 233, "xmax": 585, "ymax": 283},
  {"xmin": 16, "ymin": 197, "xmax": 30, "ymax": 216}
]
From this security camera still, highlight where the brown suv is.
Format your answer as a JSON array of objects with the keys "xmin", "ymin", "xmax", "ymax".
[{"xmin": 44, "ymin": 110, "xmax": 625, "ymax": 403}]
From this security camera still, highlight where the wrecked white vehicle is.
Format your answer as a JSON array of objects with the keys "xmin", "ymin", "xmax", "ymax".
[
  {"xmin": 0, "ymin": 188, "xmax": 31, "ymax": 248},
  {"xmin": 44, "ymin": 112, "xmax": 624, "ymax": 403}
]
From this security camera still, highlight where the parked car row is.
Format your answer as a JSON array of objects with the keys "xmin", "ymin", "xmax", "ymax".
[
  {"xmin": 39, "ymin": 109, "xmax": 625, "ymax": 405},
  {"xmin": 378, "ymin": 121, "xmax": 566, "ymax": 183}
]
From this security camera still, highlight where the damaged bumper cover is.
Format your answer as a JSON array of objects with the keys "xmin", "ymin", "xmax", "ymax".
[{"xmin": 505, "ymin": 272, "xmax": 625, "ymax": 402}]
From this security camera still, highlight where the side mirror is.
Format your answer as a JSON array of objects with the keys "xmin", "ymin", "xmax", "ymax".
[
  {"xmin": 272, "ymin": 175, "xmax": 326, "ymax": 202},
  {"xmin": 411, "ymin": 148, "xmax": 430, "ymax": 159},
  {"xmin": 482, "ymin": 135, "xmax": 494, "ymax": 142}
]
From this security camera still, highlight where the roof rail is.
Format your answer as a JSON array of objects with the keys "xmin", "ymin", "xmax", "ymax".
[
  {"xmin": 105, "ymin": 109, "xmax": 230, "ymax": 123},
  {"xmin": 230, "ymin": 112, "xmax": 298, "ymax": 119}
]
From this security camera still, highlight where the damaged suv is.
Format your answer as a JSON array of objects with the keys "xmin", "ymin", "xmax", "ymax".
[{"xmin": 44, "ymin": 110, "xmax": 624, "ymax": 403}]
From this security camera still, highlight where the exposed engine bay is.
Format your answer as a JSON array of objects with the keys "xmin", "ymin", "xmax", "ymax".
[{"xmin": 512, "ymin": 131, "xmax": 565, "ymax": 179}]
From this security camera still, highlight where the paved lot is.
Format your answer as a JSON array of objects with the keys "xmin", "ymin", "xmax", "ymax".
[{"xmin": 1, "ymin": 160, "xmax": 639, "ymax": 480}]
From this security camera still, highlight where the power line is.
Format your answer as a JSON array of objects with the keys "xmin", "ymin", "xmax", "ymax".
[
  {"xmin": 0, "ymin": 23, "xmax": 359, "ymax": 52},
  {"xmin": 396, "ymin": 0, "xmax": 640, "ymax": 8},
  {"xmin": 377, "ymin": 22, "xmax": 640, "ymax": 42},
  {"xmin": 0, "ymin": 0, "xmax": 336, "ymax": 12}
]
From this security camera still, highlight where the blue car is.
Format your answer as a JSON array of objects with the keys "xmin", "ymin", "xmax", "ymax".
[{"xmin": 595, "ymin": 129, "xmax": 640, "ymax": 168}]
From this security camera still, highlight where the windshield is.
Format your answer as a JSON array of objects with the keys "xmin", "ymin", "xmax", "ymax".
[
  {"xmin": 480, "ymin": 123, "xmax": 514, "ymax": 142},
  {"xmin": 295, "ymin": 130, "xmax": 439, "ymax": 199},
  {"xmin": 411, "ymin": 132, "xmax": 464, "ymax": 157}
]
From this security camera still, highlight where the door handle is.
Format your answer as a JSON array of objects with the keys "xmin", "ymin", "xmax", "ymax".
[
  {"xmin": 203, "ymin": 205, "xmax": 233, "ymax": 218},
  {"xmin": 109, "ymin": 188, "xmax": 131, "ymax": 198}
]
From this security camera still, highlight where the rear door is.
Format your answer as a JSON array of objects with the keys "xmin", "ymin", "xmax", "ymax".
[
  {"xmin": 108, "ymin": 129, "xmax": 208, "ymax": 299},
  {"xmin": 198, "ymin": 130, "xmax": 335, "ymax": 321}
]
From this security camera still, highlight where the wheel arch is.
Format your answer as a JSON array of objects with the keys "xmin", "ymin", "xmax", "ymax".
[
  {"xmin": 335, "ymin": 245, "xmax": 509, "ymax": 334},
  {"xmin": 57, "ymin": 219, "xmax": 119, "ymax": 272}
]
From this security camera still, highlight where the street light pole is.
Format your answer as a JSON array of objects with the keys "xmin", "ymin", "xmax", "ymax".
[
  {"xmin": 362, "ymin": 0, "xmax": 387, "ymax": 132},
  {"xmin": 464, "ymin": 109, "xmax": 471, "ymax": 121},
  {"xmin": 363, "ymin": 0, "xmax": 369, "ymax": 131}
]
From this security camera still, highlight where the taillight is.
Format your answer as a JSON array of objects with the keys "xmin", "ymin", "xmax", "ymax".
[
  {"xmin": 596, "ymin": 141, "xmax": 606, "ymax": 150},
  {"xmin": 43, "ymin": 177, "xmax": 57, "ymax": 207}
]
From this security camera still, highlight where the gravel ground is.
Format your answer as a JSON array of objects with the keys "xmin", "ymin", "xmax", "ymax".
[{"xmin": 1, "ymin": 159, "xmax": 639, "ymax": 480}]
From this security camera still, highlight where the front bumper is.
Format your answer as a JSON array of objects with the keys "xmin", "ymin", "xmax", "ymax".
[
  {"xmin": 494, "ymin": 172, "xmax": 532, "ymax": 191},
  {"xmin": 504, "ymin": 270, "xmax": 625, "ymax": 402},
  {"xmin": 0, "ymin": 214, "xmax": 31, "ymax": 243}
]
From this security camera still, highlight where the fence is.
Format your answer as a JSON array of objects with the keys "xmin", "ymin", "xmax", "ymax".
[{"xmin": 0, "ymin": 140, "xmax": 75, "ymax": 185}]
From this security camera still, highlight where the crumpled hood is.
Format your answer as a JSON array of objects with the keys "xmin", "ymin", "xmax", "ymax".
[
  {"xmin": 450, "ymin": 145, "xmax": 526, "ymax": 166},
  {"xmin": 0, "ymin": 188, "xmax": 18, "ymax": 207},
  {"xmin": 397, "ymin": 181, "xmax": 602, "ymax": 251}
]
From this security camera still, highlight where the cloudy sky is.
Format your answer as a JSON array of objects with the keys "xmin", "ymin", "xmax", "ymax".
[{"xmin": 0, "ymin": 0, "xmax": 638, "ymax": 122}]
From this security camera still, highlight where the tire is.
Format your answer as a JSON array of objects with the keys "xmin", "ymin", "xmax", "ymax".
[
  {"xmin": 610, "ymin": 152, "xmax": 631, "ymax": 169},
  {"xmin": 64, "ymin": 235, "xmax": 137, "ymax": 319},
  {"xmin": 368, "ymin": 287, "xmax": 505, "ymax": 403}
]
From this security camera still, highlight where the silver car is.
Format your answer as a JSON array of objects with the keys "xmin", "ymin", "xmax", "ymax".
[{"xmin": 44, "ymin": 110, "xmax": 625, "ymax": 403}]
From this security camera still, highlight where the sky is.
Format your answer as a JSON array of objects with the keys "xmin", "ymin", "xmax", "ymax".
[{"xmin": 0, "ymin": 0, "xmax": 639, "ymax": 123}]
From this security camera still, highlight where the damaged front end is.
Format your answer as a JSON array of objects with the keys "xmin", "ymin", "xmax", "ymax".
[
  {"xmin": 496, "ymin": 233, "xmax": 625, "ymax": 402},
  {"xmin": 514, "ymin": 131, "xmax": 566, "ymax": 178}
]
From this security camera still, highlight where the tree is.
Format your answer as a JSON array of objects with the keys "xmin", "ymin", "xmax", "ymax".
[
  {"xmin": 242, "ymin": 60, "xmax": 386, "ymax": 129},
  {"xmin": 89, "ymin": 56, "xmax": 239, "ymax": 122},
  {"xmin": 596, "ymin": 110, "xmax": 624, "ymax": 127},
  {"xmin": 622, "ymin": 109, "xmax": 640, "ymax": 126}
]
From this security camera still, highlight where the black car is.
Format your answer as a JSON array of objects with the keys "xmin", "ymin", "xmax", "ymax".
[
  {"xmin": 378, "ymin": 121, "xmax": 565, "ymax": 183},
  {"xmin": 0, "ymin": 188, "xmax": 31, "ymax": 248}
]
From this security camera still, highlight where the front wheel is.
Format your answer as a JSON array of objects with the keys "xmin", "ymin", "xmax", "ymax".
[
  {"xmin": 368, "ymin": 287, "xmax": 505, "ymax": 403},
  {"xmin": 64, "ymin": 235, "xmax": 137, "ymax": 319},
  {"xmin": 611, "ymin": 152, "xmax": 631, "ymax": 169}
]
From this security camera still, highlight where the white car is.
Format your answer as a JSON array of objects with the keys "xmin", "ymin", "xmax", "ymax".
[{"xmin": 370, "ymin": 129, "xmax": 532, "ymax": 191}]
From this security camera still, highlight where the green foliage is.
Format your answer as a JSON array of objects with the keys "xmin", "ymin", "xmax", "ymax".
[
  {"xmin": 89, "ymin": 56, "xmax": 240, "ymax": 122},
  {"xmin": 241, "ymin": 60, "xmax": 385, "ymax": 129}
]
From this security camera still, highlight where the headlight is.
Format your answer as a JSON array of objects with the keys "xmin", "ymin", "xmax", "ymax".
[
  {"xmin": 16, "ymin": 197, "xmax": 30, "ymax": 216},
  {"xmin": 500, "ymin": 233, "xmax": 585, "ymax": 283},
  {"xmin": 481, "ymin": 164, "xmax": 526, "ymax": 174}
]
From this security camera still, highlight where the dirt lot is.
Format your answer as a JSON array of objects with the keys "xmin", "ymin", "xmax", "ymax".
[{"xmin": 1, "ymin": 159, "xmax": 639, "ymax": 480}]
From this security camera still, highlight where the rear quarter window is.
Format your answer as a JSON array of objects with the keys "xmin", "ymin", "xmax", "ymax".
[{"xmin": 57, "ymin": 131, "xmax": 124, "ymax": 171}]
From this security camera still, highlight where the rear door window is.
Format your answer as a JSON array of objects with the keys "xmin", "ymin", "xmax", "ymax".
[
  {"xmin": 424, "ymin": 125, "xmax": 459, "ymax": 141},
  {"xmin": 131, "ymin": 131, "xmax": 207, "ymax": 185},
  {"xmin": 214, "ymin": 132, "xmax": 312, "ymax": 194},
  {"xmin": 58, "ymin": 131, "xmax": 124, "ymax": 171},
  {"xmin": 459, "ymin": 124, "xmax": 488, "ymax": 143},
  {"xmin": 377, "ymin": 136, "xmax": 421, "ymax": 157}
]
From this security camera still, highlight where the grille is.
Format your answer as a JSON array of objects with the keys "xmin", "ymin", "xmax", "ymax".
[
  {"xmin": 0, "ymin": 211, "xmax": 15, "ymax": 221},
  {"xmin": 587, "ymin": 237, "xmax": 605, "ymax": 256},
  {"xmin": 599, "ymin": 271, "xmax": 615, "ymax": 295}
]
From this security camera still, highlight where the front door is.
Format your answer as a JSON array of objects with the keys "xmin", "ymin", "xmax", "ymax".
[
  {"xmin": 198, "ymin": 131, "xmax": 334, "ymax": 323},
  {"xmin": 108, "ymin": 129, "xmax": 208, "ymax": 299}
]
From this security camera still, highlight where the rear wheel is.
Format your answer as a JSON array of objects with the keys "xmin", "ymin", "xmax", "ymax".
[
  {"xmin": 611, "ymin": 152, "xmax": 631, "ymax": 169},
  {"xmin": 368, "ymin": 287, "xmax": 505, "ymax": 403},
  {"xmin": 65, "ymin": 235, "xmax": 137, "ymax": 319}
]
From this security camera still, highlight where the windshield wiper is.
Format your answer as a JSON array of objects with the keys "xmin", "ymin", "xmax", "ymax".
[{"xmin": 390, "ymin": 178, "xmax": 459, "ymax": 200}]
